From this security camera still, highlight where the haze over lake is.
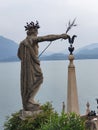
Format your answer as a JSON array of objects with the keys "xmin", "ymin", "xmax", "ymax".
[{"xmin": 0, "ymin": 59, "xmax": 98, "ymax": 129}]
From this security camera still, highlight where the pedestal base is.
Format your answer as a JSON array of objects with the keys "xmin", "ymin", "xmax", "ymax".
[{"xmin": 19, "ymin": 109, "xmax": 43, "ymax": 120}]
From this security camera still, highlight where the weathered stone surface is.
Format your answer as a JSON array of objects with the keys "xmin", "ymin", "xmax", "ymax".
[
  {"xmin": 19, "ymin": 109, "xmax": 43, "ymax": 120},
  {"xmin": 17, "ymin": 21, "xmax": 69, "ymax": 112}
]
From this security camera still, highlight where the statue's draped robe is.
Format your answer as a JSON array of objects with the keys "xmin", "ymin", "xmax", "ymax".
[{"xmin": 18, "ymin": 38, "xmax": 43, "ymax": 110}]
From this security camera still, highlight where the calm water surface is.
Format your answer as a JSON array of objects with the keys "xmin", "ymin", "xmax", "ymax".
[{"xmin": 0, "ymin": 59, "xmax": 98, "ymax": 129}]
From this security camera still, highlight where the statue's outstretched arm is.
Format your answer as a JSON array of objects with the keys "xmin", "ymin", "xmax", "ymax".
[{"xmin": 33, "ymin": 34, "xmax": 69, "ymax": 43}]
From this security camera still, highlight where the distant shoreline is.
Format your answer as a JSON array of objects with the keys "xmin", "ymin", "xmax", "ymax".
[{"xmin": 0, "ymin": 57, "xmax": 98, "ymax": 63}]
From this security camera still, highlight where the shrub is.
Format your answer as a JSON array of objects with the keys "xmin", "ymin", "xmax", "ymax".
[
  {"xmin": 4, "ymin": 102, "xmax": 55, "ymax": 130},
  {"xmin": 4, "ymin": 102, "xmax": 85, "ymax": 130},
  {"xmin": 41, "ymin": 112, "xmax": 85, "ymax": 130}
]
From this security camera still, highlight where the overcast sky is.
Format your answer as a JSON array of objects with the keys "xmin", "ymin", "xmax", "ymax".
[{"xmin": 0, "ymin": 0, "xmax": 98, "ymax": 53}]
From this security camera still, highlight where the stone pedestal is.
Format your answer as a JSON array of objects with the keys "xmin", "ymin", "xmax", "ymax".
[
  {"xmin": 19, "ymin": 109, "xmax": 43, "ymax": 120},
  {"xmin": 67, "ymin": 54, "xmax": 79, "ymax": 114}
]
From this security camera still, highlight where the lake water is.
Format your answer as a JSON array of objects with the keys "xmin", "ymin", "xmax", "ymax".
[{"xmin": 0, "ymin": 59, "xmax": 98, "ymax": 129}]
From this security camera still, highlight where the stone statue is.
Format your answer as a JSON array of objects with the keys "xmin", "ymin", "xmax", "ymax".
[{"xmin": 17, "ymin": 21, "xmax": 69, "ymax": 112}]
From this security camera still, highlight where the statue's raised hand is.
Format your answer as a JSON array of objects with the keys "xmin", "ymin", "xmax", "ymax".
[{"xmin": 61, "ymin": 33, "xmax": 69, "ymax": 40}]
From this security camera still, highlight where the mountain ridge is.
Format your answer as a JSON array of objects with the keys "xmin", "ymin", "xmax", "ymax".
[
  {"xmin": 0, "ymin": 36, "xmax": 98, "ymax": 62},
  {"xmin": 0, "ymin": 35, "xmax": 19, "ymax": 62}
]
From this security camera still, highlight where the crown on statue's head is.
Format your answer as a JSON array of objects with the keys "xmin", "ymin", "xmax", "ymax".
[{"xmin": 24, "ymin": 21, "xmax": 40, "ymax": 31}]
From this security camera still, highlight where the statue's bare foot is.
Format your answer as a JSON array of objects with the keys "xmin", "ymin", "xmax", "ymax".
[{"xmin": 26, "ymin": 102, "xmax": 41, "ymax": 111}]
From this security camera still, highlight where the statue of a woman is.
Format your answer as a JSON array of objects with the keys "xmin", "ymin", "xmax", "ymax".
[{"xmin": 18, "ymin": 21, "xmax": 69, "ymax": 112}]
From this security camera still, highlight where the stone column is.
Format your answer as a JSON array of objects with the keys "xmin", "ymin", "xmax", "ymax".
[{"xmin": 67, "ymin": 54, "xmax": 79, "ymax": 114}]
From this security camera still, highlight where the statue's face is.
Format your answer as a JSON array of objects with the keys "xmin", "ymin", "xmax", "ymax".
[
  {"xmin": 27, "ymin": 28, "xmax": 38, "ymax": 36},
  {"xmin": 31, "ymin": 28, "xmax": 38, "ymax": 36}
]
